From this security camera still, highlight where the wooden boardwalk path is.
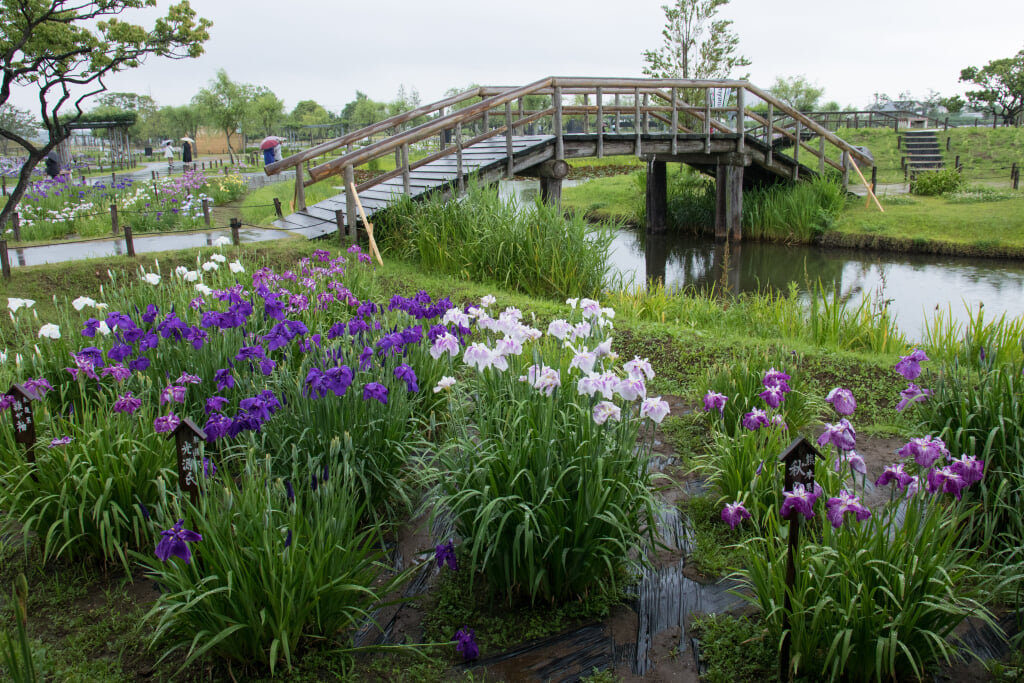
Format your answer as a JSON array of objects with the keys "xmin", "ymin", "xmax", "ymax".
[{"xmin": 272, "ymin": 135, "xmax": 554, "ymax": 238}]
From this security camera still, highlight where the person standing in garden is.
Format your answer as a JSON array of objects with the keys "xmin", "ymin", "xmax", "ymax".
[{"xmin": 164, "ymin": 142, "xmax": 174, "ymax": 171}]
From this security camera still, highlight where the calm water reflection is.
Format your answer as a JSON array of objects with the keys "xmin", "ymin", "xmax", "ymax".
[{"xmin": 611, "ymin": 230, "xmax": 1024, "ymax": 342}]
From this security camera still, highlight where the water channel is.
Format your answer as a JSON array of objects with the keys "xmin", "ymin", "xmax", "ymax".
[{"xmin": 500, "ymin": 179, "xmax": 1024, "ymax": 343}]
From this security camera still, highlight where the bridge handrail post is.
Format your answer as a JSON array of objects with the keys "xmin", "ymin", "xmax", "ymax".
[
  {"xmin": 793, "ymin": 121, "xmax": 801, "ymax": 179},
  {"xmin": 704, "ymin": 90, "xmax": 711, "ymax": 154},
  {"xmin": 554, "ymin": 86, "xmax": 564, "ymax": 160},
  {"xmin": 841, "ymin": 150, "xmax": 850, "ymax": 191},
  {"xmin": 642, "ymin": 92, "xmax": 650, "ymax": 135},
  {"xmin": 736, "ymin": 86, "xmax": 745, "ymax": 154},
  {"xmin": 671, "ymin": 87, "xmax": 678, "ymax": 155},
  {"xmin": 456, "ymin": 122, "xmax": 465, "ymax": 195},
  {"xmin": 505, "ymin": 103, "xmax": 514, "ymax": 177},
  {"xmin": 767, "ymin": 102, "xmax": 774, "ymax": 167},
  {"xmin": 583, "ymin": 93, "xmax": 590, "ymax": 134},
  {"xmin": 344, "ymin": 165, "xmax": 357, "ymax": 247},
  {"xmin": 634, "ymin": 87, "xmax": 642, "ymax": 157},
  {"xmin": 614, "ymin": 93, "xmax": 621, "ymax": 134},
  {"xmin": 401, "ymin": 143, "xmax": 411, "ymax": 196},
  {"xmin": 597, "ymin": 87, "xmax": 605, "ymax": 159},
  {"xmin": 819, "ymin": 136, "xmax": 826, "ymax": 175},
  {"xmin": 294, "ymin": 165, "xmax": 307, "ymax": 212}
]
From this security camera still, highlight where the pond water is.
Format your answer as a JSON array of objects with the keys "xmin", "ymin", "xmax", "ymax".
[
  {"xmin": 609, "ymin": 230, "xmax": 1024, "ymax": 343},
  {"xmin": 497, "ymin": 179, "xmax": 1024, "ymax": 343}
]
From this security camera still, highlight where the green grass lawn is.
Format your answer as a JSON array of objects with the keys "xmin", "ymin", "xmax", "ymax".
[{"xmin": 834, "ymin": 193, "xmax": 1024, "ymax": 251}]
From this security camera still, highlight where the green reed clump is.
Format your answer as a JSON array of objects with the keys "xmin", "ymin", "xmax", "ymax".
[
  {"xmin": 140, "ymin": 451, "xmax": 406, "ymax": 676},
  {"xmin": 375, "ymin": 185, "xmax": 614, "ymax": 299},
  {"xmin": 922, "ymin": 303, "xmax": 1024, "ymax": 368},
  {"xmin": 743, "ymin": 176, "xmax": 847, "ymax": 243}
]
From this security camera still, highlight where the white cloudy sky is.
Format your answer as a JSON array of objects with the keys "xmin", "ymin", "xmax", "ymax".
[{"xmin": 7, "ymin": 0, "xmax": 1024, "ymax": 114}]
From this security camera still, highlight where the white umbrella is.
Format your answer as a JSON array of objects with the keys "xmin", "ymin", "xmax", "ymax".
[
  {"xmin": 161, "ymin": 139, "xmax": 174, "ymax": 147},
  {"xmin": 180, "ymin": 136, "xmax": 195, "ymax": 143}
]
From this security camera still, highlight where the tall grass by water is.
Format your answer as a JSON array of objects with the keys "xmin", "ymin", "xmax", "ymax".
[{"xmin": 375, "ymin": 184, "xmax": 614, "ymax": 299}]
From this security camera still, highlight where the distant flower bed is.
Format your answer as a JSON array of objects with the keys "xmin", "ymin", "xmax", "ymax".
[{"xmin": 3, "ymin": 167, "xmax": 249, "ymax": 242}]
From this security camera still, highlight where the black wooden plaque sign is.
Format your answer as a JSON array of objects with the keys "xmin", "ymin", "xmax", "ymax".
[
  {"xmin": 7, "ymin": 384, "xmax": 37, "ymax": 464},
  {"xmin": 170, "ymin": 417, "xmax": 206, "ymax": 503}
]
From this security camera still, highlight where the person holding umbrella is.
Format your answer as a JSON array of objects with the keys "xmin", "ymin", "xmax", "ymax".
[
  {"xmin": 261, "ymin": 136, "xmax": 284, "ymax": 166},
  {"xmin": 162, "ymin": 139, "xmax": 174, "ymax": 171},
  {"xmin": 181, "ymin": 137, "xmax": 194, "ymax": 166}
]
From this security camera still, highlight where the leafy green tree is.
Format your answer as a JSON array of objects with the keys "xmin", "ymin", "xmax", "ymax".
[
  {"xmin": 193, "ymin": 69, "xmax": 255, "ymax": 163},
  {"xmin": 641, "ymin": 0, "xmax": 750, "ymax": 80},
  {"xmin": 939, "ymin": 95, "xmax": 965, "ymax": 114},
  {"xmin": 960, "ymin": 49, "xmax": 1024, "ymax": 125},
  {"xmin": 89, "ymin": 91, "xmax": 158, "ymax": 140},
  {"xmin": 0, "ymin": 0, "xmax": 211, "ymax": 228},
  {"xmin": 769, "ymin": 75, "xmax": 824, "ymax": 111},
  {"xmin": 248, "ymin": 88, "xmax": 284, "ymax": 137},
  {"xmin": 290, "ymin": 99, "xmax": 330, "ymax": 128},
  {"xmin": 161, "ymin": 103, "xmax": 202, "ymax": 153},
  {"xmin": 0, "ymin": 104, "xmax": 38, "ymax": 155}
]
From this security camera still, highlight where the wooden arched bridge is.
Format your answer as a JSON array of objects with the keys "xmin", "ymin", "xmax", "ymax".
[{"xmin": 265, "ymin": 77, "xmax": 876, "ymax": 243}]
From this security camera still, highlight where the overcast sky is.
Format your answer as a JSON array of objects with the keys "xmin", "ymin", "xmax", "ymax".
[{"xmin": 7, "ymin": 0, "xmax": 1024, "ymax": 115}]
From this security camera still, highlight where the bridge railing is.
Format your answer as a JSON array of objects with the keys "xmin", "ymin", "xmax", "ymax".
[{"xmin": 267, "ymin": 77, "xmax": 875, "ymax": 213}]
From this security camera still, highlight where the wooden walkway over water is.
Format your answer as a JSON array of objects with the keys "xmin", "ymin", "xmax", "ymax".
[{"xmin": 266, "ymin": 77, "xmax": 876, "ymax": 242}]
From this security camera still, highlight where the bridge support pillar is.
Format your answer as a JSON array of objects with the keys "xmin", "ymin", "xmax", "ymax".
[
  {"xmin": 715, "ymin": 161, "xmax": 743, "ymax": 242},
  {"xmin": 645, "ymin": 159, "xmax": 667, "ymax": 234},
  {"xmin": 524, "ymin": 160, "xmax": 570, "ymax": 210}
]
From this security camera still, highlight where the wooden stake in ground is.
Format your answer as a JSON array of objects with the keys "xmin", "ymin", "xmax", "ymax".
[
  {"xmin": 348, "ymin": 182, "xmax": 384, "ymax": 266},
  {"xmin": 849, "ymin": 156, "xmax": 884, "ymax": 213}
]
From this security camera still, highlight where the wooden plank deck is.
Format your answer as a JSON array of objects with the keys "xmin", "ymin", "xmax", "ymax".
[{"xmin": 272, "ymin": 135, "xmax": 554, "ymax": 238}]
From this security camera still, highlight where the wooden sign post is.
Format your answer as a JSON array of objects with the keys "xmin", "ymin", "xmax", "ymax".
[
  {"xmin": 6, "ymin": 384, "xmax": 37, "ymax": 465},
  {"xmin": 169, "ymin": 417, "xmax": 206, "ymax": 504},
  {"xmin": 777, "ymin": 436, "xmax": 822, "ymax": 682}
]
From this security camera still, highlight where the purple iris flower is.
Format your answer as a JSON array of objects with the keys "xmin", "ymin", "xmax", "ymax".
[
  {"xmin": 453, "ymin": 627, "xmax": 479, "ymax": 661},
  {"xmin": 186, "ymin": 327, "xmax": 208, "ymax": 350},
  {"xmin": 128, "ymin": 356, "xmax": 151, "ymax": 372},
  {"xmin": 780, "ymin": 483, "xmax": 820, "ymax": 520},
  {"xmin": 817, "ymin": 419, "xmax": 856, "ymax": 452},
  {"xmin": 948, "ymin": 454, "xmax": 985, "ymax": 485},
  {"xmin": 142, "ymin": 304, "xmax": 160, "ymax": 324},
  {"xmin": 395, "ymin": 364, "xmax": 419, "ymax": 392},
  {"xmin": 834, "ymin": 450, "xmax": 866, "ymax": 477},
  {"xmin": 139, "ymin": 502, "xmax": 150, "ymax": 520},
  {"xmin": 113, "ymin": 392, "xmax": 142, "ymax": 415},
  {"xmin": 876, "ymin": 463, "xmax": 914, "ymax": 491},
  {"xmin": 155, "ymin": 519, "xmax": 202, "ymax": 564},
  {"xmin": 435, "ymin": 540, "xmax": 458, "ymax": 571},
  {"xmin": 896, "ymin": 383, "xmax": 932, "ymax": 412},
  {"xmin": 348, "ymin": 318, "xmax": 370, "ymax": 336},
  {"xmin": 759, "ymin": 385, "xmax": 785, "ymax": 409},
  {"xmin": 123, "ymin": 326, "xmax": 145, "ymax": 343},
  {"xmin": 898, "ymin": 435, "xmax": 948, "ymax": 468},
  {"xmin": 22, "ymin": 377, "xmax": 53, "ymax": 398},
  {"xmin": 101, "ymin": 364, "xmax": 132, "ymax": 382},
  {"xmin": 205, "ymin": 396, "xmax": 230, "ymax": 414},
  {"xmin": 363, "ymin": 382, "xmax": 388, "ymax": 405},
  {"xmin": 825, "ymin": 387, "xmax": 857, "ymax": 416},
  {"xmin": 177, "ymin": 371, "xmax": 201, "ymax": 384},
  {"xmin": 203, "ymin": 413, "xmax": 232, "ymax": 442},
  {"xmin": 327, "ymin": 321, "xmax": 347, "ymax": 339},
  {"xmin": 742, "ymin": 408, "xmax": 770, "ymax": 431},
  {"xmin": 258, "ymin": 358, "xmax": 276, "ymax": 376},
  {"xmin": 107, "ymin": 343, "xmax": 134, "ymax": 363},
  {"xmin": 203, "ymin": 458, "xmax": 216, "ymax": 477},
  {"xmin": 105, "ymin": 311, "xmax": 134, "ymax": 330},
  {"xmin": 154, "ymin": 413, "xmax": 181, "ymax": 434},
  {"xmin": 139, "ymin": 331, "xmax": 159, "ymax": 351},
  {"xmin": 214, "ymin": 369, "xmax": 235, "ymax": 391},
  {"xmin": 762, "ymin": 367, "xmax": 791, "ymax": 392},
  {"xmin": 721, "ymin": 501, "xmax": 751, "ymax": 529},
  {"xmin": 926, "ymin": 466, "xmax": 969, "ymax": 500},
  {"xmin": 825, "ymin": 490, "xmax": 871, "ymax": 528},
  {"xmin": 285, "ymin": 480, "xmax": 294, "ymax": 503},
  {"xmin": 895, "ymin": 349, "xmax": 929, "ymax": 381},
  {"xmin": 284, "ymin": 529, "xmax": 292, "ymax": 548},
  {"xmin": 358, "ymin": 346, "xmax": 374, "ymax": 371},
  {"xmin": 161, "ymin": 384, "xmax": 187, "ymax": 405},
  {"xmin": 81, "ymin": 318, "xmax": 102, "ymax": 337},
  {"xmin": 376, "ymin": 331, "xmax": 406, "ymax": 357},
  {"xmin": 49, "ymin": 436, "xmax": 73, "ymax": 447},
  {"xmin": 703, "ymin": 391, "xmax": 727, "ymax": 414}
]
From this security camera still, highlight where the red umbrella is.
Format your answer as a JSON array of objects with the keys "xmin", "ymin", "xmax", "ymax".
[{"xmin": 260, "ymin": 136, "xmax": 284, "ymax": 150}]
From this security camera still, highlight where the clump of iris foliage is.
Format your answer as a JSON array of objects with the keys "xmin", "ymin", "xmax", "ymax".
[
  {"xmin": 0, "ymin": 246, "xmax": 666, "ymax": 675},
  {"xmin": 373, "ymin": 183, "xmax": 614, "ymax": 300},
  {"xmin": 4, "ymin": 168, "xmax": 249, "ymax": 242},
  {"xmin": 691, "ymin": 349, "xmax": 995, "ymax": 682},
  {"xmin": 635, "ymin": 166, "xmax": 848, "ymax": 243}
]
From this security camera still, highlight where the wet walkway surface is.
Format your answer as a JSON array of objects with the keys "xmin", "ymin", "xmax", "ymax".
[{"xmin": 6, "ymin": 227, "xmax": 287, "ymax": 267}]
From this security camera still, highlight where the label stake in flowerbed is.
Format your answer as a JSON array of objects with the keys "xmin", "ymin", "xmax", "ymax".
[
  {"xmin": 6, "ymin": 384, "xmax": 37, "ymax": 465},
  {"xmin": 777, "ymin": 435, "xmax": 822, "ymax": 682},
  {"xmin": 169, "ymin": 417, "xmax": 206, "ymax": 504}
]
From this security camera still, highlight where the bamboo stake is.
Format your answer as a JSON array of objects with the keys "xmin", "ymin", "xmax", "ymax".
[
  {"xmin": 348, "ymin": 182, "xmax": 384, "ymax": 266},
  {"xmin": 848, "ymin": 156, "xmax": 884, "ymax": 213}
]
